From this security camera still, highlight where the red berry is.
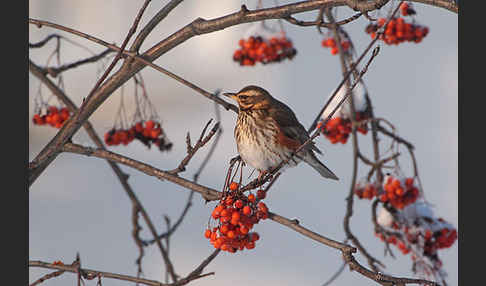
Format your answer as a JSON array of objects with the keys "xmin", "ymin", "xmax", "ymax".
[
  {"xmin": 204, "ymin": 229, "xmax": 211, "ymax": 239},
  {"xmin": 242, "ymin": 205, "xmax": 251, "ymax": 215},
  {"xmin": 257, "ymin": 189, "xmax": 266, "ymax": 199},
  {"xmin": 145, "ymin": 120, "xmax": 155, "ymax": 130},
  {"xmin": 235, "ymin": 200, "xmax": 244, "ymax": 209},
  {"xmin": 229, "ymin": 182, "xmax": 238, "ymax": 191}
]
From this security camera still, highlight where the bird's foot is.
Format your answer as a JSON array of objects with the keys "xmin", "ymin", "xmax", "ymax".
[
  {"xmin": 230, "ymin": 155, "xmax": 241, "ymax": 165},
  {"xmin": 257, "ymin": 169, "xmax": 274, "ymax": 183},
  {"xmin": 257, "ymin": 170, "xmax": 267, "ymax": 182}
]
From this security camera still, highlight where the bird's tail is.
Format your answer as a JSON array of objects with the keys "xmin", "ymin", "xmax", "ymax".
[{"xmin": 304, "ymin": 152, "xmax": 339, "ymax": 180}]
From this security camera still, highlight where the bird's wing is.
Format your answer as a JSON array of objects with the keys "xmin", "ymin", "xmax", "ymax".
[{"xmin": 269, "ymin": 99, "xmax": 323, "ymax": 155}]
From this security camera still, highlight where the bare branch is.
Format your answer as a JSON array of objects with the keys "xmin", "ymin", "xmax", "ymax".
[
  {"xmin": 322, "ymin": 261, "xmax": 346, "ymax": 286},
  {"xmin": 30, "ymin": 270, "xmax": 66, "ymax": 286},
  {"xmin": 62, "ymin": 142, "xmax": 222, "ymax": 201},
  {"xmin": 132, "ymin": 205, "xmax": 145, "ymax": 279},
  {"xmin": 169, "ymin": 120, "xmax": 221, "ymax": 175},
  {"xmin": 80, "ymin": 0, "xmax": 152, "ymax": 106},
  {"xmin": 29, "ymin": 260, "xmax": 212, "ymax": 286},
  {"xmin": 41, "ymin": 49, "xmax": 113, "ymax": 77},
  {"xmin": 29, "ymin": 34, "xmax": 61, "ymax": 48},
  {"xmin": 284, "ymin": 12, "xmax": 362, "ymax": 28},
  {"xmin": 130, "ymin": 0, "xmax": 185, "ymax": 52}
]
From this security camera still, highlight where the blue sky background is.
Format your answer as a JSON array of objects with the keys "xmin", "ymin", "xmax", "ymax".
[{"xmin": 29, "ymin": 1, "xmax": 457, "ymax": 285}]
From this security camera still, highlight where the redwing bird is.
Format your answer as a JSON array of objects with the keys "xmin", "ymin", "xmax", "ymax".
[{"xmin": 223, "ymin": 85, "xmax": 338, "ymax": 180}]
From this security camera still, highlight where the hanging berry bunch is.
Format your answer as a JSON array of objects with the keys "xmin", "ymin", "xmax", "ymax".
[
  {"xmin": 375, "ymin": 203, "xmax": 457, "ymax": 282},
  {"xmin": 379, "ymin": 174, "xmax": 420, "ymax": 209},
  {"xmin": 233, "ymin": 35, "xmax": 296, "ymax": 66},
  {"xmin": 317, "ymin": 83, "xmax": 370, "ymax": 144},
  {"xmin": 321, "ymin": 29, "xmax": 352, "ymax": 56},
  {"xmin": 204, "ymin": 160, "xmax": 269, "ymax": 253},
  {"xmin": 365, "ymin": 2, "xmax": 429, "ymax": 45},
  {"xmin": 232, "ymin": 1, "xmax": 296, "ymax": 66},
  {"xmin": 104, "ymin": 73, "xmax": 172, "ymax": 152},
  {"xmin": 354, "ymin": 172, "xmax": 420, "ymax": 210},
  {"xmin": 104, "ymin": 83, "xmax": 136, "ymax": 147},
  {"xmin": 354, "ymin": 180, "xmax": 379, "ymax": 200},
  {"xmin": 32, "ymin": 105, "xmax": 72, "ymax": 129},
  {"xmin": 31, "ymin": 36, "xmax": 73, "ymax": 129}
]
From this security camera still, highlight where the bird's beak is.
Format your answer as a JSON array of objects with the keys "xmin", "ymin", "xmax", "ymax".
[{"xmin": 223, "ymin": 92, "xmax": 238, "ymax": 101}]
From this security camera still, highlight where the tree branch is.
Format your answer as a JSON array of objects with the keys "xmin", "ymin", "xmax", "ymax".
[
  {"xmin": 62, "ymin": 142, "xmax": 222, "ymax": 201},
  {"xmin": 28, "ymin": 260, "xmax": 213, "ymax": 286},
  {"xmin": 284, "ymin": 12, "xmax": 362, "ymax": 28},
  {"xmin": 41, "ymin": 49, "xmax": 113, "ymax": 77}
]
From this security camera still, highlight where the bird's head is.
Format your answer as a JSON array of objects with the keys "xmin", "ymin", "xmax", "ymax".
[{"xmin": 223, "ymin": 85, "xmax": 273, "ymax": 111}]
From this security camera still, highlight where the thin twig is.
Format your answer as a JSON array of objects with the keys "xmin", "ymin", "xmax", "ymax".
[
  {"xmin": 80, "ymin": 0, "xmax": 152, "ymax": 107},
  {"xmin": 29, "ymin": 34, "xmax": 61, "ymax": 48},
  {"xmin": 30, "ymin": 270, "xmax": 66, "ymax": 286},
  {"xmin": 132, "ymin": 205, "xmax": 145, "ymax": 279},
  {"xmin": 130, "ymin": 0, "xmax": 185, "ymax": 52},
  {"xmin": 62, "ymin": 142, "xmax": 222, "ymax": 201},
  {"xmin": 325, "ymin": 6, "xmax": 386, "ymax": 272},
  {"xmin": 145, "ymin": 98, "xmax": 223, "ymax": 245},
  {"xmin": 284, "ymin": 12, "xmax": 362, "ymax": 28},
  {"xmin": 41, "ymin": 49, "xmax": 113, "ymax": 77},
  {"xmin": 169, "ymin": 120, "xmax": 221, "ymax": 175},
  {"xmin": 29, "ymin": 260, "xmax": 212, "ymax": 286},
  {"xmin": 321, "ymin": 261, "xmax": 346, "ymax": 286}
]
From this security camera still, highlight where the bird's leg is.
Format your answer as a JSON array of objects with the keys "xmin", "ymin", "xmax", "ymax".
[
  {"xmin": 230, "ymin": 155, "xmax": 241, "ymax": 165},
  {"xmin": 257, "ymin": 169, "xmax": 275, "ymax": 183},
  {"xmin": 257, "ymin": 170, "xmax": 267, "ymax": 182}
]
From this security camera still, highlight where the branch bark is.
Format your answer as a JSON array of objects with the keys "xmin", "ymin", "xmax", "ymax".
[{"xmin": 29, "ymin": 260, "xmax": 213, "ymax": 286}]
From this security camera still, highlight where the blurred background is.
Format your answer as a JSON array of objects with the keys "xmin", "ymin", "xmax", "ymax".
[{"xmin": 29, "ymin": 1, "xmax": 457, "ymax": 285}]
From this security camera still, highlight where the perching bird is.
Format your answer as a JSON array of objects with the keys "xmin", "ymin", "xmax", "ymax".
[{"xmin": 223, "ymin": 85, "xmax": 338, "ymax": 180}]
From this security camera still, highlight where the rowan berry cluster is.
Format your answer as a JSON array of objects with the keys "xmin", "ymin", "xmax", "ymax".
[
  {"xmin": 424, "ymin": 224, "xmax": 457, "ymax": 252},
  {"xmin": 104, "ymin": 128, "xmax": 135, "ymax": 146},
  {"xmin": 365, "ymin": 2, "xmax": 427, "ymax": 46},
  {"xmin": 233, "ymin": 36, "xmax": 297, "ymax": 66},
  {"xmin": 204, "ymin": 182, "xmax": 269, "ymax": 253},
  {"xmin": 32, "ymin": 106, "xmax": 71, "ymax": 129},
  {"xmin": 375, "ymin": 203, "xmax": 457, "ymax": 275},
  {"xmin": 379, "ymin": 176, "xmax": 419, "ymax": 209},
  {"xmin": 317, "ymin": 112, "xmax": 369, "ymax": 144},
  {"xmin": 377, "ymin": 217, "xmax": 457, "ymax": 259},
  {"xmin": 354, "ymin": 182, "xmax": 379, "ymax": 200},
  {"xmin": 408, "ymin": 225, "xmax": 457, "ymax": 259},
  {"xmin": 365, "ymin": 16, "xmax": 429, "ymax": 45},
  {"xmin": 321, "ymin": 37, "xmax": 351, "ymax": 55},
  {"xmin": 104, "ymin": 120, "xmax": 172, "ymax": 151}
]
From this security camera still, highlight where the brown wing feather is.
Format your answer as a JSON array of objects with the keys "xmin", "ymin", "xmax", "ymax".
[{"xmin": 269, "ymin": 98, "xmax": 323, "ymax": 154}]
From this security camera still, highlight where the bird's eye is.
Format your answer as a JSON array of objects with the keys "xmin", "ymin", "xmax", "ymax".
[{"xmin": 238, "ymin": 95, "xmax": 248, "ymax": 100}]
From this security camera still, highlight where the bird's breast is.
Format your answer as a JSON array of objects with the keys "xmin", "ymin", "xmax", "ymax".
[{"xmin": 234, "ymin": 110, "xmax": 296, "ymax": 171}]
